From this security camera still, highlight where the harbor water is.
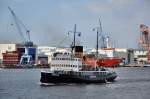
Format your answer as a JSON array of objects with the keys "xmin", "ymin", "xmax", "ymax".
[{"xmin": 0, "ymin": 67, "xmax": 150, "ymax": 99}]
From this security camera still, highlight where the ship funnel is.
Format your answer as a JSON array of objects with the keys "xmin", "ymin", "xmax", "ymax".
[{"xmin": 74, "ymin": 46, "xmax": 83, "ymax": 58}]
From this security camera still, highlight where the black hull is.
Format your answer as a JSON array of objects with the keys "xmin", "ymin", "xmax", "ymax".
[{"xmin": 40, "ymin": 71, "xmax": 117, "ymax": 84}]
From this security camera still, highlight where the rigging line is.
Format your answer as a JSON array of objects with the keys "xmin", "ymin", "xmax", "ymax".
[{"xmin": 56, "ymin": 34, "xmax": 69, "ymax": 48}]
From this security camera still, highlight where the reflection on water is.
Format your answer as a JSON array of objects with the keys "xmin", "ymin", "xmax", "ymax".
[{"xmin": 0, "ymin": 67, "xmax": 150, "ymax": 99}]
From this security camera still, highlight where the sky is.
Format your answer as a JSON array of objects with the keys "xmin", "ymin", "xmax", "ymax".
[{"xmin": 0, "ymin": 0, "xmax": 150, "ymax": 48}]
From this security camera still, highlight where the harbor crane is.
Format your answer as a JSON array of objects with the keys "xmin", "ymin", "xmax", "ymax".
[
  {"xmin": 8, "ymin": 6, "xmax": 33, "ymax": 66},
  {"xmin": 139, "ymin": 24, "xmax": 150, "ymax": 63}
]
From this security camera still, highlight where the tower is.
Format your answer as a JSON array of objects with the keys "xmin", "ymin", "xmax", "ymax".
[{"xmin": 139, "ymin": 24, "xmax": 150, "ymax": 63}]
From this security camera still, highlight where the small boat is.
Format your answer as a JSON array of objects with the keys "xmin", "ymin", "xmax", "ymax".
[{"xmin": 40, "ymin": 24, "xmax": 117, "ymax": 84}]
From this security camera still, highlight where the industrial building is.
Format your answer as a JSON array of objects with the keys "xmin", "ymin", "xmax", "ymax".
[
  {"xmin": 0, "ymin": 43, "xmax": 37, "ymax": 67},
  {"xmin": 133, "ymin": 49, "xmax": 148, "ymax": 64},
  {"xmin": 37, "ymin": 46, "xmax": 56, "ymax": 67},
  {"xmin": 0, "ymin": 44, "xmax": 16, "ymax": 60}
]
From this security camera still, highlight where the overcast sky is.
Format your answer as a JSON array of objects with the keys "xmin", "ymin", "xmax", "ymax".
[{"xmin": 0, "ymin": 0, "xmax": 150, "ymax": 48}]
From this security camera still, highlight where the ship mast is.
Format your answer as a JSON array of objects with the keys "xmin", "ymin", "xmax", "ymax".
[
  {"xmin": 96, "ymin": 30, "xmax": 99, "ymax": 57},
  {"xmin": 73, "ymin": 24, "xmax": 77, "ymax": 47},
  {"xmin": 68, "ymin": 24, "xmax": 81, "ymax": 53},
  {"xmin": 93, "ymin": 18, "xmax": 105, "ymax": 57}
]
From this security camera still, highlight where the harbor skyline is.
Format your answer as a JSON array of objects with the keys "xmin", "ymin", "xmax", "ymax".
[{"xmin": 0, "ymin": 0, "xmax": 150, "ymax": 48}]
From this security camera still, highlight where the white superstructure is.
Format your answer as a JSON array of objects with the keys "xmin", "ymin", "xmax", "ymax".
[{"xmin": 50, "ymin": 52, "xmax": 82, "ymax": 72}]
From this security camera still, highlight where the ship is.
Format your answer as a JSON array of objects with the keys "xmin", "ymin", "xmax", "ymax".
[
  {"xmin": 40, "ymin": 50, "xmax": 117, "ymax": 84},
  {"xmin": 40, "ymin": 24, "xmax": 117, "ymax": 84},
  {"xmin": 83, "ymin": 50, "xmax": 122, "ymax": 68},
  {"xmin": 82, "ymin": 54, "xmax": 122, "ymax": 68}
]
